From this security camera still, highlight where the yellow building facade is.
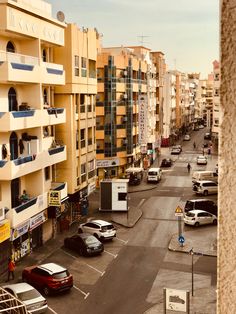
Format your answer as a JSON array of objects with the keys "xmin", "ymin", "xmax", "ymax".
[
  {"xmin": 0, "ymin": 0, "xmax": 67, "ymax": 267},
  {"xmin": 54, "ymin": 23, "xmax": 98, "ymax": 218}
]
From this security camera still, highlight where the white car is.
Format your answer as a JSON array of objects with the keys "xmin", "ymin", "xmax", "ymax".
[
  {"xmin": 184, "ymin": 209, "xmax": 217, "ymax": 227},
  {"xmin": 3, "ymin": 283, "xmax": 47, "ymax": 314},
  {"xmin": 196, "ymin": 155, "xmax": 207, "ymax": 165},
  {"xmin": 184, "ymin": 134, "xmax": 191, "ymax": 141},
  {"xmin": 78, "ymin": 219, "xmax": 116, "ymax": 240},
  {"xmin": 193, "ymin": 180, "xmax": 218, "ymax": 195}
]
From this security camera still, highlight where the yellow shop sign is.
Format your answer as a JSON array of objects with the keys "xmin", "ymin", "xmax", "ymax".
[{"xmin": 0, "ymin": 220, "xmax": 10, "ymax": 243}]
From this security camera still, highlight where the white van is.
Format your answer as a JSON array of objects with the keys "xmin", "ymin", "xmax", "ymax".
[
  {"xmin": 147, "ymin": 168, "xmax": 162, "ymax": 183},
  {"xmin": 192, "ymin": 170, "xmax": 218, "ymax": 183}
]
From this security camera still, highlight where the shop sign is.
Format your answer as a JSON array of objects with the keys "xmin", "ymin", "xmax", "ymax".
[
  {"xmin": 30, "ymin": 212, "xmax": 45, "ymax": 231},
  {"xmin": 20, "ymin": 239, "xmax": 30, "ymax": 258},
  {"xmin": 96, "ymin": 159, "xmax": 120, "ymax": 168},
  {"xmin": 0, "ymin": 220, "xmax": 10, "ymax": 243},
  {"xmin": 88, "ymin": 182, "xmax": 96, "ymax": 195},
  {"xmin": 11, "ymin": 220, "xmax": 30, "ymax": 241},
  {"xmin": 48, "ymin": 190, "xmax": 61, "ymax": 206},
  {"xmin": 138, "ymin": 95, "xmax": 148, "ymax": 145}
]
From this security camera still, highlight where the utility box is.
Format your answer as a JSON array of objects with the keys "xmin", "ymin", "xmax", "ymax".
[{"xmin": 99, "ymin": 179, "xmax": 129, "ymax": 211}]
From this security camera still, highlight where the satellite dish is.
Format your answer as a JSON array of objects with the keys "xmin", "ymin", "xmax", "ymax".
[{"xmin": 57, "ymin": 11, "xmax": 65, "ymax": 22}]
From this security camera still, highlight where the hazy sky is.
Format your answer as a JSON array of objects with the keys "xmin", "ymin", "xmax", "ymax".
[{"xmin": 48, "ymin": 0, "xmax": 219, "ymax": 79}]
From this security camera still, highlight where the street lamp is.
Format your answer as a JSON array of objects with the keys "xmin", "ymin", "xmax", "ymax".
[{"xmin": 189, "ymin": 247, "xmax": 194, "ymax": 296}]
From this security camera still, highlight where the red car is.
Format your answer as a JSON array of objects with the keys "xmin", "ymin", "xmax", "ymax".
[{"xmin": 22, "ymin": 262, "xmax": 73, "ymax": 296}]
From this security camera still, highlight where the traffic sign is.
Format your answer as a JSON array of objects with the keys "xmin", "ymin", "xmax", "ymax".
[
  {"xmin": 178, "ymin": 235, "xmax": 185, "ymax": 244},
  {"xmin": 175, "ymin": 206, "xmax": 183, "ymax": 217}
]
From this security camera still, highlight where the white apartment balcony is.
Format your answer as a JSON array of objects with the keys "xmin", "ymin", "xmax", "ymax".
[
  {"xmin": 0, "ymin": 108, "xmax": 66, "ymax": 132},
  {"xmin": 51, "ymin": 182, "xmax": 68, "ymax": 202},
  {"xmin": 0, "ymin": 51, "xmax": 65, "ymax": 85},
  {"xmin": 0, "ymin": 139, "xmax": 66, "ymax": 180},
  {"xmin": 7, "ymin": 192, "xmax": 48, "ymax": 229}
]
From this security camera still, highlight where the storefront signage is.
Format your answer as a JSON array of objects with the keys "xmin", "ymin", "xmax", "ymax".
[
  {"xmin": 11, "ymin": 220, "xmax": 30, "ymax": 241},
  {"xmin": 96, "ymin": 159, "xmax": 120, "ymax": 168},
  {"xmin": 0, "ymin": 220, "xmax": 10, "ymax": 243},
  {"xmin": 48, "ymin": 190, "xmax": 61, "ymax": 206},
  {"xmin": 138, "ymin": 95, "xmax": 148, "ymax": 145},
  {"xmin": 30, "ymin": 212, "xmax": 45, "ymax": 231}
]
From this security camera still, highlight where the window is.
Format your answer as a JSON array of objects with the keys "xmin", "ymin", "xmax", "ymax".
[
  {"xmin": 45, "ymin": 167, "xmax": 50, "ymax": 181},
  {"xmin": 81, "ymin": 57, "xmax": 87, "ymax": 77},
  {"xmin": 81, "ymin": 163, "xmax": 86, "ymax": 175},
  {"xmin": 74, "ymin": 55, "xmax": 79, "ymax": 76},
  {"xmin": 6, "ymin": 41, "xmax": 15, "ymax": 53},
  {"xmin": 118, "ymin": 193, "xmax": 127, "ymax": 201}
]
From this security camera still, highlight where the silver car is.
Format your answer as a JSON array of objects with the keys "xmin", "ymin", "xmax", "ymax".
[
  {"xmin": 78, "ymin": 219, "xmax": 116, "ymax": 240},
  {"xmin": 184, "ymin": 209, "xmax": 217, "ymax": 227},
  {"xmin": 3, "ymin": 283, "xmax": 48, "ymax": 314}
]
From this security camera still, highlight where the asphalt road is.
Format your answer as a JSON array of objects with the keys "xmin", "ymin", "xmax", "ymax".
[{"xmin": 42, "ymin": 128, "xmax": 217, "ymax": 314}]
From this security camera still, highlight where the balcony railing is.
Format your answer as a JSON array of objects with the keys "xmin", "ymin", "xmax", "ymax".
[
  {"xmin": 14, "ymin": 197, "xmax": 38, "ymax": 214},
  {"xmin": 0, "ymin": 50, "xmax": 39, "ymax": 66},
  {"xmin": 13, "ymin": 155, "xmax": 34, "ymax": 166},
  {"xmin": 48, "ymin": 146, "xmax": 65, "ymax": 155},
  {"xmin": 88, "ymin": 169, "xmax": 96, "ymax": 179},
  {"xmin": 81, "ymin": 173, "xmax": 86, "ymax": 183}
]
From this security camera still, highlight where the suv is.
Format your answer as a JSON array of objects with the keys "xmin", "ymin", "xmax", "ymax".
[
  {"xmin": 78, "ymin": 220, "xmax": 116, "ymax": 240},
  {"xmin": 22, "ymin": 263, "xmax": 73, "ymax": 296},
  {"xmin": 184, "ymin": 199, "xmax": 217, "ymax": 215},
  {"xmin": 193, "ymin": 180, "xmax": 218, "ymax": 195},
  {"xmin": 184, "ymin": 210, "xmax": 217, "ymax": 227}
]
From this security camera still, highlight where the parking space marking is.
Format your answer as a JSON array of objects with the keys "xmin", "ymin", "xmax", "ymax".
[
  {"xmin": 86, "ymin": 263, "xmax": 105, "ymax": 276},
  {"xmin": 60, "ymin": 248, "xmax": 77, "ymax": 259},
  {"xmin": 115, "ymin": 237, "xmax": 128, "ymax": 244},
  {"xmin": 48, "ymin": 306, "xmax": 58, "ymax": 314},
  {"xmin": 73, "ymin": 285, "xmax": 90, "ymax": 299},
  {"xmin": 138, "ymin": 198, "xmax": 146, "ymax": 208},
  {"xmin": 104, "ymin": 250, "xmax": 118, "ymax": 258}
]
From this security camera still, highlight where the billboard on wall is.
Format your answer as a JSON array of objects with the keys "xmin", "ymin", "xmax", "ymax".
[{"xmin": 138, "ymin": 95, "xmax": 148, "ymax": 145}]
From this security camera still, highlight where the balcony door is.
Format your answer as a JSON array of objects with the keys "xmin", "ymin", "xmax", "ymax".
[
  {"xmin": 8, "ymin": 87, "xmax": 17, "ymax": 112},
  {"xmin": 10, "ymin": 132, "xmax": 18, "ymax": 160},
  {"xmin": 11, "ymin": 178, "xmax": 20, "ymax": 208}
]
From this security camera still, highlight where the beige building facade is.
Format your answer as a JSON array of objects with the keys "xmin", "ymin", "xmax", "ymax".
[
  {"xmin": 54, "ymin": 23, "xmax": 98, "ymax": 220},
  {"xmin": 0, "ymin": 0, "xmax": 67, "ymax": 271}
]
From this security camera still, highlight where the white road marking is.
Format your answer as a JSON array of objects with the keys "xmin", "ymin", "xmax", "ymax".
[
  {"xmin": 85, "ymin": 263, "xmax": 105, "ymax": 276},
  {"xmin": 48, "ymin": 306, "xmax": 58, "ymax": 314},
  {"xmin": 60, "ymin": 249, "xmax": 77, "ymax": 259},
  {"xmin": 73, "ymin": 285, "xmax": 90, "ymax": 299},
  {"xmin": 115, "ymin": 237, "xmax": 128, "ymax": 244},
  {"xmin": 138, "ymin": 198, "xmax": 146, "ymax": 208},
  {"xmin": 104, "ymin": 250, "xmax": 118, "ymax": 258}
]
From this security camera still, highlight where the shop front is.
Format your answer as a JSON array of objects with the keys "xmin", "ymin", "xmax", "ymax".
[
  {"xmin": 0, "ymin": 220, "xmax": 11, "ymax": 281},
  {"xmin": 11, "ymin": 220, "xmax": 31, "ymax": 261}
]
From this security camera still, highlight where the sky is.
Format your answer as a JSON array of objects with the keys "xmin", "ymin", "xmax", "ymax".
[{"xmin": 48, "ymin": 0, "xmax": 219, "ymax": 79}]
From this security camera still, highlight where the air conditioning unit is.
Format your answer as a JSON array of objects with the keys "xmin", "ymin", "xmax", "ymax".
[{"xmin": 123, "ymin": 94, "xmax": 128, "ymax": 99}]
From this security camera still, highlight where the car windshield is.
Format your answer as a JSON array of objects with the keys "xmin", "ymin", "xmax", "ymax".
[
  {"xmin": 186, "ymin": 212, "xmax": 195, "ymax": 217},
  {"xmin": 148, "ymin": 171, "xmax": 158, "ymax": 175},
  {"xmin": 85, "ymin": 236, "xmax": 99, "ymax": 245},
  {"xmin": 17, "ymin": 289, "xmax": 41, "ymax": 301},
  {"xmin": 52, "ymin": 271, "xmax": 69, "ymax": 279}
]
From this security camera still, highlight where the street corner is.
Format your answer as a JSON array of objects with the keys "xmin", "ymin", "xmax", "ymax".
[{"xmin": 110, "ymin": 207, "xmax": 143, "ymax": 228}]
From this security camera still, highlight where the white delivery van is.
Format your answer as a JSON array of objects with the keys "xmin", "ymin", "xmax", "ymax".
[
  {"xmin": 147, "ymin": 168, "xmax": 162, "ymax": 183},
  {"xmin": 192, "ymin": 170, "xmax": 218, "ymax": 183}
]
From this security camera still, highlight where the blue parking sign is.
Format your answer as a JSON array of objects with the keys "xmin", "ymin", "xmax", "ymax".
[{"xmin": 178, "ymin": 235, "xmax": 185, "ymax": 244}]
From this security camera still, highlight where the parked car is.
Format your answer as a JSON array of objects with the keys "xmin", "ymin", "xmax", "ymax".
[
  {"xmin": 204, "ymin": 132, "xmax": 211, "ymax": 140},
  {"xmin": 184, "ymin": 134, "xmax": 191, "ymax": 141},
  {"xmin": 78, "ymin": 219, "xmax": 117, "ymax": 241},
  {"xmin": 3, "ymin": 283, "xmax": 48, "ymax": 314},
  {"xmin": 147, "ymin": 168, "xmax": 162, "ymax": 183},
  {"xmin": 184, "ymin": 209, "xmax": 217, "ymax": 227},
  {"xmin": 194, "ymin": 126, "xmax": 199, "ymax": 131},
  {"xmin": 128, "ymin": 173, "xmax": 141, "ymax": 185},
  {"xmin": 22, "ymin": 263, "xmax": 73, "ymax": 296},
  {"xmin": 171, "ymin": 146, "xmax": 181, "ymax": 155},
  {"xmin": 196, "ymin": 155, "xmax": 207, "ymax": 165},
  {"xmin": 160, "ymin": 158, "xmax": 172, "ymax": 167},
  {"xmin": 198, "ymin": 124, "xmax": 204, "ymax": 129},
  {"xmin": 192, "ymin": 180, "xmax": 218, "ymax": 195},
  {"xmin": 184, "ymin": 199, "xmax": 218, "ymax": 216},
  {"xmin": 192, "ymin": 170, "xmax": 218, "ymax": 183},
  {"xmin": 64, "ymin": 233, "xmax": 104, "ymax": 256}
]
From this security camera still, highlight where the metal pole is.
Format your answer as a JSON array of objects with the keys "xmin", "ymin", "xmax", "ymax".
[
  {"xmin": 178, "ymin": 216, "xmax": 183, "ymax": 246},
  {"xmin": 191, "ymin": 250, "xmax": 194, "ymax": 296}
]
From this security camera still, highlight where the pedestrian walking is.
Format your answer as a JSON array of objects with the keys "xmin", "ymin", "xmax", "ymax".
[
  {"xmin": 7, "ymin": 258, "xmax": 15, "ymax": 281},
  {"xmin": 193, "ymin": 142, "xmax": 196, "ymax": 149},
  {"xmin": 187, "ymin": 163, "xmax": 191, "ymax": 173}
]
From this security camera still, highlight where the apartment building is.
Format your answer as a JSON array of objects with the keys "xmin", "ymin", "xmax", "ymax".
[
  {"xmin": 151, "ymin": 52, "xmax": 166, "ymax": 150},
  {"xmin": 54, "ymin": 23, "xmax": 98, "ymax": 221},
  {"xmin": 0, "ymin": 0, "xmax": 67, "ymax": 271},
  {"xmin": 205, "ymin": 74, "xmax": 214, "ymax": 129},
  {"xmin": 195, "ymin": 79, "xmax": 207, "ymax": 122},
  {"xmin": 187, "ymin": 73, "xmax": 199, "ymax": 128},
  {"xmin": 96, "ymin": 46, "xmax": 150, "ymax": 181},
  {"xmin": 211, "ymin": 60, "xmax": 220, "ymax": 144}
]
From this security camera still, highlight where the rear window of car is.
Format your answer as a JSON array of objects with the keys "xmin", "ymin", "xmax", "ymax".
[
  {"xmin": 52, "ymin": 271, "xmax": 69, "ymax": 279},
  {"xmin": 148, "ymin": 171, "xmax": 158, "ymax": 175},
  {"xmin": 186, "ymin": 212, "xmax": 195, "ymax": 217},
  {"xmin": 17, "ymin": 289, "xmax": 41, "ymax": 301},
  {"xmin": 101, "ymin": 225, "xmax": 114, "ymax": 231}
]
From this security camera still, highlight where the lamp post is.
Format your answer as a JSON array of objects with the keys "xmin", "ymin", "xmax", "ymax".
[{"xmin": 189, "ymin": 247, "xmax": 194, "ymax": 296}]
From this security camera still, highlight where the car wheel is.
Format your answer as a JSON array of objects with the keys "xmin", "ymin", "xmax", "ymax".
[
  {"xmin": 43, "ymin": 286, "xmax": 50, "ymax": 296},
  {"xmin": 195, "ymin": 222, "xmax": 200, "ymax": 227},
  {"xmin": 213, "ymin": 219, "xmax": 217, "ymax": 225},
  {"xmin": 78, "ymin": 228, "xmax": 83, "ymax": 234}
]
